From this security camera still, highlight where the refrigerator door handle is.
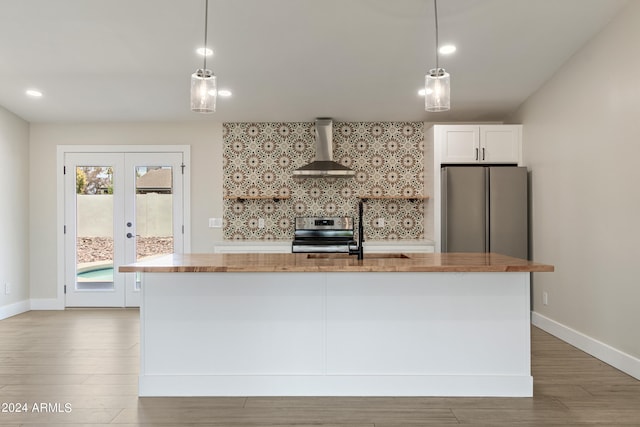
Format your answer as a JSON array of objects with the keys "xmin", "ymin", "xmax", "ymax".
[{"xmin": 485, "ymin": 167, "xmax": 490, "ymax": 253}]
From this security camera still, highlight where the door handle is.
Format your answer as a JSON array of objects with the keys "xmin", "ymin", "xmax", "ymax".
[
  {"xmin": 126, "ymin": 232, "xmax": 139, "ymax": 239},
  {"xmin": 475, "ymin": 148, "xmax": 479, "ymax": 161},
  {"xmin": 482, "ymin": 147, "xmax": 485, "ymax": 161}
]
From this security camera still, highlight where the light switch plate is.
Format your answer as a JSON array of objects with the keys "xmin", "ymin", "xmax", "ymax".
[{"xmin": 208, "ymin": 218, "xmax": 223, "ymax": 228}]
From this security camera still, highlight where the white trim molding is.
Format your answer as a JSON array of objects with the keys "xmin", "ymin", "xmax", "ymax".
[
  {"xmin": 532, "ymin": 311, "xmax": 640, "ymax": 381},
  {"xmin": 0, "ymin": 300, "xmax": 31, "ymax": 320}
]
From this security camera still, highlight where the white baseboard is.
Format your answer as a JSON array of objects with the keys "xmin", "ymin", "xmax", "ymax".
[
  {"xmin": 140, "ymin": 374, "xmax": 533, "ymax": 397},
  {"xmin": 532, "ymin": 311, "xmax": 640, "ymax": 381},
  {"xmin": 0, "ymin": 300, "xmax": 31, "ymax": 320},
  {"xmin": 30, "ymin": 298, "xmax": 64, "ymax": 310}
]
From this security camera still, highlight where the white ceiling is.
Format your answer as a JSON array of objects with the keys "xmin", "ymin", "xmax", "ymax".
[{"xmin": 0, "ymin": 0, "xmax": 628, "ymax": 123}]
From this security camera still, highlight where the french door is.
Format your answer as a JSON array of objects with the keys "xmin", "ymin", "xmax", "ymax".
[{"xmin": 64, "ymin": 152, "xmax": 185, "ymax": 307}]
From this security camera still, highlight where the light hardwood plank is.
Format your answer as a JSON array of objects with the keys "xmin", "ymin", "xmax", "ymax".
[
  {"xmin": 138, "ymin": 397, "xmax": 247, "ymax": 408},
  {"xmin": 111, "ymin": 406, "xmax": 458, "ymax": 425},
  {"xmin": 82, "ymin": 374, "xmax": 139, "ymax": 385},
  {"xmin": 0, "ymin": 374, "xmax": 90, "ymax": 385},
  {"xmin": 0, "ymin": 408, "xmax": 122, "ymax": 424}
]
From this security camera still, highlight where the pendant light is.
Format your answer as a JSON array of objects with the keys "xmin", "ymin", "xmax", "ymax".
[
  {"xmin": 425, "ymin": 0, "xmax": 450, "ymax": 112},
  {"xmin": 191, "ymin": 0, "xmax": 217, "ymax": 113}
]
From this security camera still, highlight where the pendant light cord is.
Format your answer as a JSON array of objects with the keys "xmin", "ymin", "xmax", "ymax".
[
  {"xmin": 203, "ymin": 0, "xmax": 209, "ymax": 70},
  {"xmin": 434, "ymin": 0, "xmax": 439, "ymax": 72}
]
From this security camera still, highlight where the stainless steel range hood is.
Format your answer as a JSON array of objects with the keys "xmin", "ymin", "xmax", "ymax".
[{"xmin": 293, "ymin": 118, "xmax": 355, "ymax": 178}]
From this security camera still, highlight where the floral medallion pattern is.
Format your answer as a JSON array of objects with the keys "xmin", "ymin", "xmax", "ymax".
[{"xmin": 223, "ymin": 121, "xmax": 425, "ymax": 240}]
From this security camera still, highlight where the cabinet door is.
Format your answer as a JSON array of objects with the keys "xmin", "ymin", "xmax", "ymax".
[
  {"xmin": 439, "ymin": 126, "xmax": 480, "ymax": 164},
  {"xmin": 480, "ymin": 125, "xmax": 521, "ymax": 164}
]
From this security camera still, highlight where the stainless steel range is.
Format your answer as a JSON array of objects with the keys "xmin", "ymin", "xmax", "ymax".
[{"xmin": 292, "ymin": 217, "xmax": 356, "ymax": 253}]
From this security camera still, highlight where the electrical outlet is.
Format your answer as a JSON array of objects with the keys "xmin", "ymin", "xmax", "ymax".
[
  {"xmin": 542, "ymin": 291, "xmax": 548, "ymax": 306},
  {"xmin": 258, "ymin": 218, "xmax": 265, "ymax": 229},
  {"xmin": 4, "ymin": 282, "xmax": 10, "ymax": 295}
]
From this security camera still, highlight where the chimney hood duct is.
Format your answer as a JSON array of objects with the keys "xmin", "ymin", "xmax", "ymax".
[{"xmin": 293, "ymin": 118, "xmax": 355, "ymax": 178}]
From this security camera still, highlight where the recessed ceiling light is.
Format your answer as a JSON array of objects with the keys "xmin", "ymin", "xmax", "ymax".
[
  {"xmin": 218, "ymin": 89, "xmax": 232, "ymax": 97},
  {"xmin": 26, "ymin": 89, "xmax": 43, "ymax": 97},
  {"xmin": 196, "ymin": 47, "xmax": 213, "ymax": 56},
  {"xmin": 439, "ymin": 45, "xmax": 456, "ymax": 55}
]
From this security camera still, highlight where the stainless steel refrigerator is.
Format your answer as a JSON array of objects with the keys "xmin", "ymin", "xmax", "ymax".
[{"xmin": 441, "ymin": 166, "xmax": 528, "ymax": 259}]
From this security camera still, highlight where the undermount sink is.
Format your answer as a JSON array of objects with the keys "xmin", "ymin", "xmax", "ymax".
[{"xmin": 305, "ymin": 253, "xmax": 410, "ymax": 259}]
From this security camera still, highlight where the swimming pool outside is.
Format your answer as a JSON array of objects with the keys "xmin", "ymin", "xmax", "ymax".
[{"xmin": 77, "ymin": 267, "xmax": 114, "ymax": 281}]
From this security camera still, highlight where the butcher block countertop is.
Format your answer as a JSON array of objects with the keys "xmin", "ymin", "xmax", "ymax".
[{"xmin": 119, "ymin": 252, "xmax": 554, "ymax": 273}]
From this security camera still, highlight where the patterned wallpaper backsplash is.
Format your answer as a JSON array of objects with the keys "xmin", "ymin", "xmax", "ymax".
[{"xmin": 223, "ymin": 121, "xmax": 426, "ymax": 240}]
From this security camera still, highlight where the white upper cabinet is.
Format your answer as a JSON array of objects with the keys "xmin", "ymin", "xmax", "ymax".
[
  {"xmin": 439, "ymin": 126, "xmax": 480, "ymax": 163},
  {"xmin": 480, "ymin": 125, "xmax": 521, "ymax": 163},
  {"xmin": 439, "ymin": 125, "xmax": 522, "ymax": 164}
]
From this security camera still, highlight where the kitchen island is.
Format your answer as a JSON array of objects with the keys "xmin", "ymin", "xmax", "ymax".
[{"xmin": 120, "ymin": 253, "xmax": 553, "ymax": 397}]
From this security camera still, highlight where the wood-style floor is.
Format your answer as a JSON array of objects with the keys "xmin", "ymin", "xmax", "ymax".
[{"xmin": 0, "ymin": 309, "xmax": 639, "ymax": 426}]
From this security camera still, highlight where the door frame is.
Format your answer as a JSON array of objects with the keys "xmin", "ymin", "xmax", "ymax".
[{"xmin": 56, "ymin": 145, "xmax": 191, "ymax": 309}]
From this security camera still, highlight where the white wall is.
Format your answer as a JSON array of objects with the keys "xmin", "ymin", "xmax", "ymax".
[
  {"xmin": 511, "ymin": 1, "xmax": 640, "ymax": 363},
  {"xmin": 29, "ymin": 122, "xmax": 223, "ymax": 300},
  {"xmin": 0, "ymin": 106, "xmax": 30, "ymax": 317}
]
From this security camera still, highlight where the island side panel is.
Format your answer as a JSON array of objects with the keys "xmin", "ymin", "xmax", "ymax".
[
  {"xmin": 326, "ymin": 271, "xmax": 532, "ymax": 395},
  {"xmin": 140, "ymin": 272, "xmax": 326, "ymax": 376}
]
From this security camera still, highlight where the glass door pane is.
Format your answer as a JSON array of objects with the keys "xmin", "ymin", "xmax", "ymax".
[{"xmin": 76, "ymin": 166, "xmax": 115, "ymax": 291}]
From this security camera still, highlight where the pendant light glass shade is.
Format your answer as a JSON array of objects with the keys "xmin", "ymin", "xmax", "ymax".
[
  {"xmin": 191, "ymin": 0, "xmax": 217, "ymax": 113},
  {"xmin": 425, "ymin": 67, "xmax": 450, "ymax": 112},
  {"xmin": 424, "ymin": 0, "xmax": 450, "ymax": 112},
  {"xmin": 190, "ymin": 68, "xmax": 217, "ymax": 113}
]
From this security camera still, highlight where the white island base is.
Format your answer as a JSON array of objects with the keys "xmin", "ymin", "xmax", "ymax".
[{"xmin": 139, "ymin": 271, "xmax": 531, "ymax": 397}]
